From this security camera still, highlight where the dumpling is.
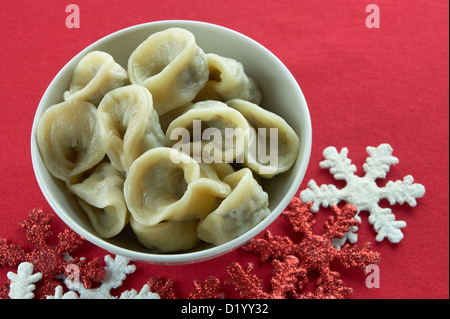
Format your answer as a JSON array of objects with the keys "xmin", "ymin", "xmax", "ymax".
[
  {"xmin": 96, "ymin": 84, "xmax": 165, "ymax": 173},
  {"xmin": 195, "ymin": 53, "xmax": 261, "ymax": 104},
  {"xmin": 124, "ymin": 147, "xmax": 231, "ymax": 226},
  {"xmin": 226, "ymin": 99, "xmax": 300, "ymax": 178},
  {"xmin": 128, "ymin": 28, "xmax": 209, "ymax": 115},
  {"xmin": 70, "ymin": 163, "xmax": 129, "ymax": 238},
  {"xmin": 64, "ymin": 51, "xmax": 128, "ymax": 105},
  {"xmin": 130, "ymin": 218, "xmax": 200, "ymax": 252},
  {"xmin": 166, "ymin": 100, "xmax": 250, "ymax": 163},
  {"xmin": 37, "ymin": 99, "xmax": 105, "ymax": 185},
  {"xmin": 197, "ymin": 168, "xmax": 270, "ymax": 245}
]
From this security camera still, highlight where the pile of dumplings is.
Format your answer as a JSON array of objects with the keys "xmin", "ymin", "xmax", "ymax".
[{"xmin": 37, "ymin": 28, "xmax": 300, "ymax": 252}]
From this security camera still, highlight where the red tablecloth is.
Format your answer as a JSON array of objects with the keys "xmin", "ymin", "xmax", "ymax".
[{"xmin": 0, "ymin": 0, "xmax": 448, "ymax": 299}]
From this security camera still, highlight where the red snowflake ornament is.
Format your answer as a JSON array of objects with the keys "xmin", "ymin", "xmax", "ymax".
[
  {"xmin": 189, "ymin": 276, "xmax": 225, "ymax": 299},
  {"xmin": 148, "ymin": 275, "xmax": 225, "ymax": 299},
  {"xmin": 227, "ymin": 198, "xmax": 381, "ymax": 299},
  {"xmin": 0, "ymin": 209, "xmax": 105, "ymax": 298},
  {"xmin": 147, "ymin": 276, "xmax": 177, "ymax": 299}
]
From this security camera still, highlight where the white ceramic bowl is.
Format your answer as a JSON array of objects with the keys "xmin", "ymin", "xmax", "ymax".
[{"xmin": 31, "ymin": 20, "xmax": 312, "ymax": 265}]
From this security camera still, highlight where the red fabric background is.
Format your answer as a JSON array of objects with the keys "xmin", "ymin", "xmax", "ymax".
[{"xmin": 0, "ymin": 0, "xmax": 448, "ymax": 299}]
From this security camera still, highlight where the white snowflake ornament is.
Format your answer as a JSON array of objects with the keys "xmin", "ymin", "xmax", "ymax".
[{"xmin": 300, "ymin": 143, "xmax": 425, "ymax": 248}]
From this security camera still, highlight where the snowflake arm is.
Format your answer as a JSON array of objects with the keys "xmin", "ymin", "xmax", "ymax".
[
  {"xmin": 102, "ymin": 255, "xmax": 136, "ymax": 290},
  {"xmin": 363, "ymin": 144, "xmax": 399, "ymax": 180},
  {"xmin": 19, "ymin": 209, "xmax": 52, "ymax": 247},
  {"xmin": 47, "ymin": 286, "xmax": 78, "ymax": 299},
  {"xmin": 242, "ymin": 231, "xmax": 296, "ymax": 262},
  {"xmin": 336, "ymin": 242, "xmax": 381, "ymax": 271},
  {"xmin": 282, "ymin": 199, "xmax": 316, "ymax": 234},
  {"xmin": 380, "ymin": 175, "xmax": 426, "ymax": 206},
  {"xmin": 147, "ymin": 276, "xmax": 177, "ymax": 299},
  {"xmin": 57, "ymin": 229, "xmax": 84, "ymax": 255},
  {"xmin": 269, "ymin": 256, "xmax": 305, "ymax": 299},
  {"xmin": 368, "ymin": 206, "xmax": 407, "ymax": 243},
  {"xmin": 119, "ymin": 284, "xmax": 160, "ymax": 299},
  {"xmin": 320, "ymin": 146, "xmax": 357, "ymax": 181},
  {"xmin": 189, "ymin": 277, "xmax": 225, "ymax": 299},
  {"xmin": 300, "ymin": 180, "xmax": 346, "ymax": 212},
  {"xmin": 0, "ymin": 238, "xmax": 24, "ymax": 267},
  {"xmin": 311, "ymin": 269, "xmax": 353, "ymax": 299},
  {"xmin": 226, "ymin": 262, "xmax": 267, "ymax": 299},
  {"xmin": 7, "ymin": 262, "xmax": 43, "ymax": 299}
]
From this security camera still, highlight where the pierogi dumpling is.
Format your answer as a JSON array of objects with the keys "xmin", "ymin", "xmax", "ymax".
[
  {"xmin": 37, "ymin": 99, "xmax": 105, "ymax": 185},
  {"xmin": 97, "ymin": 84, "xmax": 165, "ymax": 173},
  {"xmin": 64, "ymin": 51, "xmax": 128, "ymax": 105},
  {"xmin": 226, "ymin": 99, "xmax": 300, "ymax": 178},
  {"xmin": 166, "ymin": 100, "xmax": 250, "ymax": 162},
  {"xmin": 128, "ymin": 28, "xmax": 209, "ymax": 115},
  {"xmin": 124, "ymin": 147, "xmax": 231, "ymax": 226},
  {"xmin": 130, "ymin": 219, "xmax": 200, "ymax": 252},
  {"xmin": 70, "ymin": 162, "xmax": 129, "ymax": 238},
  {"xmin": 197, "ymin": 168, "xmax": 270, "ymax": 245},
  {"xmin": 196, "ymin": 53, "xmax": 261, "ymax": 104}
]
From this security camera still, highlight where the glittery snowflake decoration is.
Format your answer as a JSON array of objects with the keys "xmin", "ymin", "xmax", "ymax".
[
  {"xmin": 148, "ymin": 275, "xmax": 225, "ymax": 299},
  {"xmin": 147, "ymin": 276, "xmax": 178, "ymax": 299},
  {"xmin": 48, "ymin": 255, "xmax": 159, "ymax": 299},
  {"xmin": 0, "ymin": 209, "xmax": 105, "ymax": 298},
  {"xmin": 227, "ymin": 198, "xmax": 380, "ymax": 299},
  {"xmin": 189, "ymin": 277, "xmax": 225, "ymax": 299},
  {"xmin": 300, "ymin": 144, "xmax": 425, "ymax": 248}
]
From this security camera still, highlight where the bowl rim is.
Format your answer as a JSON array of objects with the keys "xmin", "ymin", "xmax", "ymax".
[{"xmin": 30, "ymin": 19, "xmax": 312, "ymax": 265}]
